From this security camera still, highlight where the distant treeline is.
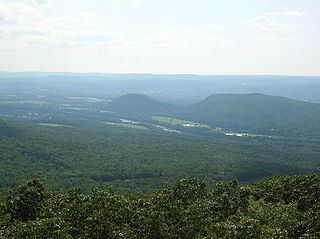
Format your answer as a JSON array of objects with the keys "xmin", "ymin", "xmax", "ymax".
[{"xmin": 107, "ymin": 93, "xmax": 320, "ymax": 138}]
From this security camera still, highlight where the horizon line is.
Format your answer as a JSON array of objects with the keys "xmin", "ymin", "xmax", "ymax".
[{"xmin": 1, "ymin": 71, "xmax": 320, "ymax": 78}]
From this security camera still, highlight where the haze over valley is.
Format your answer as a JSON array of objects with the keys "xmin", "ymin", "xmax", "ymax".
[
  {"xmin": 1, "ymin": 0, "xmax": 320, "ymax": 237},
  {"xmin": 1, "ymin": 72, "xmax": 320, "ymax": 193}
]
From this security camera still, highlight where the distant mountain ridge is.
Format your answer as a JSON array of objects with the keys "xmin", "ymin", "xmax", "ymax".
[
  {"xmin": 1, "ymin": 72, "xmax": 320, "ymax": 103},
  {"xmin": 106, "ymin": 93, "xmax": 178, "ymax": 115},
  {"xmin": 181, "ymin": 93, "xmax": 320, "ymax": 138},
  {"xmin": 107, "ymin": 93, "xmax": 320, "ymax": 138},
  {"xmin": 1, "ymin": 71, "xmax": 319, "ymax": 78}
]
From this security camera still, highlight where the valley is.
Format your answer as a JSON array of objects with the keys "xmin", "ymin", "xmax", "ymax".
[
  {"xmin": 0, "ymin": 78, "xmax": 319, "ymax": 194},
  {"xmin": 1, "ymin": 0, "xmax": 320, "ymax": 236}
]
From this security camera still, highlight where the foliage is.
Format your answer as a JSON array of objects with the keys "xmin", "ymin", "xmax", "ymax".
[
  {"xmin": 106, "ymin": 94, "xmax": 177, "ymax": 115},
  {"xmin": 173, "ymin": 93, "xmax": 320, "ymax": 138},
  {"xmin": 0, "ymin": 175, "xmax": 319, "ymax": 238},
  {"xmin": 0, "ymin": 118, "xmax": 319, "ymax": 194},
  {"xmin": 2, "ymin": 179, "xmax": 49, "ymax": 222}
]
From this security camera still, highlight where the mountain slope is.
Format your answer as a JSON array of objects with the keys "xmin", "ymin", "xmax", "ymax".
[
  {"xmin": 176, "ymin": 94, "xmax": 320, "ymax": 138},
  {"xmin": 0, "ymin": 120, "xmax": 22, "ymax": 138},
  {"xmin": 106, "ymin": 93, "xmax": 320, "ymax": 138},
  {"xmin": 106, "ymin": 93, "xmax": 177, "ymax": 115},
  {"xmin": 1, "ymin": 117, "xmax": 319, "ymax": 194}
]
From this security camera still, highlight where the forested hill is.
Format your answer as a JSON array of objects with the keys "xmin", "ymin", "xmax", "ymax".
[
  {"xmin": 107, "ymin": 93, "xmax": 178, "ymax": 114},
  {"xmin": 0, "ymin": 120, "xmax": 21, "ymax": 138},
  {"xmin": 1, "ymin": 174, "xmax": 319, "ymax": 238},
  {"xmin": 179, "ymin": 94, "xmax": 320, "ymax": 138},
  {"xmin": 1, "ymin": 117, "xmax": 319, "ymax": 194},
  {"xmin": 104, "ymin": 93, "xmax": 320, "ymax": 138},
  {"xmin": 106, "ymin": 94, "xmax": 320, "ymax": 138}
]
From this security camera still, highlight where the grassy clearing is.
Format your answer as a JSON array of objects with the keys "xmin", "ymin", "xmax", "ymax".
[
  {"xmin": 0, "ymin": 100, "xmax": 50, "ymax": 105},
  {"xmin": 245, "ymin": 133, "xmax": 285, "ymax": 139},
  {"xmin": 120, "ymin": 124, "xmax": 149, "ymax": 130},
  {"xmin": 100, "ymin": 110, "xmax": 114, "ymax": 114},
  {"xmin": 66, "ymin": 97, "xmax": 86, "ymax": 100},
  {"xmin": 102, "ymin": 122, "xmax": 149, "ymax": 130},
  {"xmin": 62, "ymin": 107, "xmax": 91, "ymax": 111},
  {"xmin": 0, "ymin": 101, "xmax": 17, "ymax": 104},
  {"xmin": 151, "ymin": 116, "xmax": 210, "ymax": 128},
  {"xmin": 38, "ymin": 123, "xmax": 73, "ymax": 128},
  {"xmin": 19, "ymin": 100, "xmax": 50, "ymax": 105},
  {"xmin": 245, "ymin": 134, "xmax": 320, "ymax": 142}
]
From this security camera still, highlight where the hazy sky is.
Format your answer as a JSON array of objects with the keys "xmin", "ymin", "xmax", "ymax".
[{"xmin": 1, "ymin": 0, "xmax": 319, "ymax": 75}]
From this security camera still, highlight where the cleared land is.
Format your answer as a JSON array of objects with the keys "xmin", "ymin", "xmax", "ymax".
[
  {"xmin": 100, "ymin": 110, "xmax": 114, "ymax": 114},
  {"xmin": 102, "ymin": 122, "xmax": 149, "ymax": 130},
  {"xmin": 62, "ymin": 107, "xmax": 91, "ymax": 111},
  {"xmin": 38, "ymin": 123, "xmax": 73, "ymax": 128},
  {"xmin": 152, "ymin": 116, "xmax": 210, "ymax": 128},
  {"xmin": 0, "ymin": 100, "xmax": 50, "ymax": 105}
]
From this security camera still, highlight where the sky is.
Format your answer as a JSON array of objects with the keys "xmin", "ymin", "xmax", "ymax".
[{"xmin": 0, "ymin": 0, "xmax": 320, "ymax": 75}]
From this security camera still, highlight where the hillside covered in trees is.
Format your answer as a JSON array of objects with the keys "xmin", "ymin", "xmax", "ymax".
[
  {"xmin": 0, "ymin": 80, "xmax": 320, "ymax": 238},
  {"xmin": 177, "ymin": 94, "xmax": 320, "ymax": 138},
  {"xmin": 103, "ymin": 93, "xmax": 320, "ymax": 139},
  {"xmin": 107, "ymin": 94, "xmax": 178, "ymax": 115},
  {"xmin": 1, "ymin": 174, "xmax": 319, "ymax": 238},
  {"xmin": 1, "ymin": 118, "xmax": 319, "ymax": 194}
]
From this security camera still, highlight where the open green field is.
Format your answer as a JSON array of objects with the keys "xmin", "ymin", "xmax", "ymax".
[
  {"xmin": 100, "ymin": 110, "xmax": 114, "ymax": 114},
  {"xmin": 18, "ymin": 100, "xmax": 50, "ymax": 105},
  {"xmin": 102, "ymin": 122, "xmax": 149, "ymax": 130},
  {"xmin": 246, "ymin": 133, "xmax": 320, "ymax": 142},
  {"xmin": 38, "ymin": 123, "xmax": 73, "ymax": 128},
  {"xmin": 246, "ymin": 133, "xmax": 282, "ymax": 139},
  {"xmin": 0, "ymin": 100, "xmax": 50, "ymax": 105},
  {"xmin": 61, "ymin": 107, "xmax": 91, "ymax": 111},
  {"xmin": 152, "ymin": 116, "xmax": 210, "ymax": 128}
]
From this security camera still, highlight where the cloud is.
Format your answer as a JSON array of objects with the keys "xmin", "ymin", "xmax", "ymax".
[
  {"xmin": 204, "ymin": 37, "xmax": 235, "ymax": 43},
  {"xmin": 0, "ymin": 2, "xmax": 41, "ymax": 24},
  {"xmin": 28, "ymin": 30, "xmax": 125, "ymax": 48},
  {"xmin": 0, "ymin": 2, "xmax": 125, "ymax": 49},
  {"xmin": 249, "ymin": 10, "xmax": 307, "ymax": 22},
  {"xmin": 248, "ymin": 10, "xmax": 308, "ymax": 31},
  {"xmin": 259, "ymin": 1, "xmax": 269, "ymax": 7},
  {"xmin": 34, "ymin": 0, "xmax": 51, "ymax": 6},
  {"xmin": 123, "ymin": 30, "xmax": 195, "ymax": 49},
  {"xmin": 42, "ymin": 13, "xmax": 97, "ymax": 30},
  {"xmin": 65, "ymin": 0, "xmax": 77, "ymax": 5},
  {"xmin": 206, "ymin": 24, "xmax": 226, "ymax": 31},
  {"xmin": 276, "ymin": 11, "xmax": 307, "ymax": 17},
  {"xmin": 254, "ymin": 35, "xmax": 295, "ymax": 41},
  {"xmin": 249, "ymin": 15, "xmax": 269, "ymax": 23},
  {"xmin": 133, "ymin": 0, "xmax": 144, "ymax": 7}
]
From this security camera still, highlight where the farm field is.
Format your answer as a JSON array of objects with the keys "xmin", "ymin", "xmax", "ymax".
[
  {"xmin": 102, "ymin": 121, "xmax": 149, "ymax": 130},
  {"xmin": 152, "ymin": 116, "xmax": 211, "ymax": 128},
  {"xmin": 38, "ymin": 123, "xmax": 73, "ymax": 128}
]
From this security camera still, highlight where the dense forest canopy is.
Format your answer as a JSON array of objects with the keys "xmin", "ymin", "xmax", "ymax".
[
  {"xmin": 0, "ymin": 85, "xmax": 320, "ymax": 193},
  {"xmin": 0, "ymin": 73, "xmax": 319, "ymax": 238},
  {"xmin": 107, "ymin": 94, "xmax": 178, "ymax": 114},
  {"xmin": 0, "ymin": 118, "xmax": 319, "ymax": 194},
  {"xmin": 102, "ymin": 93, "xmax": 320, "ymax": 138},
  {"xmin": 0, "ymin": 174, "xmax": 319, "ymax": 238},
  {"xmin": 173, "ymin": 93, "xmax": 320, "ymax": 138}
]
